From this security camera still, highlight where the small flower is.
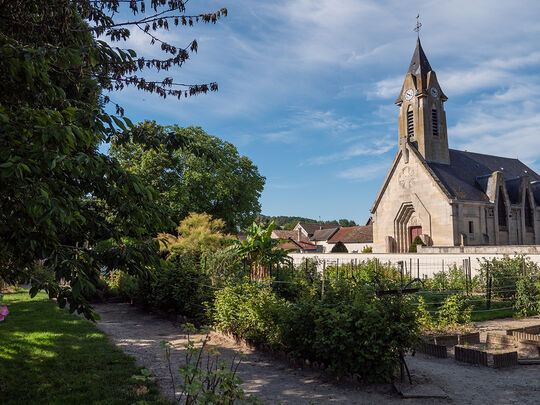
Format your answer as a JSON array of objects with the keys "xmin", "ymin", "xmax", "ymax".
[{"xmin": 0, "ymin": 306, "xmax": 8, "ymax": 322}]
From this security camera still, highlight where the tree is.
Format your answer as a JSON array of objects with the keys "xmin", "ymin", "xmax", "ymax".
[
  {"xmin": 110, "ymin": 121, "xmax": 265, "ymax": 232},
  {"xmin": 0, "ymin": 1, "xmax": 227, "ymax": 318},
  {"xmin": 408, "ymin": 236, "xmax": 425, "ymax": 253},
  {"xmin": 159, "ymin": 212, "xmax": 231, "ymax": 256},
  {"xmin": 331, "ymin": 242, "xmax": 348, "ymax": 253}
]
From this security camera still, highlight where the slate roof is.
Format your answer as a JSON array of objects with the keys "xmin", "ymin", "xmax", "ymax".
[
  {"xmin": 327, "ymin": 225, "xmax": 373, "ymax": 244},
  {"xmin": 427, "ymin": 149, "xmax": 540, "ymax": 203},
  {"xmin": 298, "ymin": 223, "xmax": 337, "ymax": 237},
  {"xmin": 311, "ymin": 227, "xmax": 339, "ymax": 241},
  {"xmin": 272, "ymin": 230, "xmax": 310, "ymax": 242},
  {"xmin": 278, "ymin": 238, "xmax": 318, "ymax": 252},
  {"xmin": 408, "ymin": 38, "xmax": 432, "ymax": 78}
]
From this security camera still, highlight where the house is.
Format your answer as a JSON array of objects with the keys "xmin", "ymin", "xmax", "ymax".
[
  {"xmin": 310, "ymin": 227, "xmax": 340, "ymax": 252},
  {"xmin": 271, "ymin": 228, "xmax": 322, "ymax": 253},
  {"xmin": 370, "ymin": 38, "xmax": 540, "ymax": 253},
  {"xmin": 293, "ymin": 222, "xmax": 337, "ymax": 239},
  {"xmin": 326, "ymin": 225, "xmax": 373, "ymax": 253}
]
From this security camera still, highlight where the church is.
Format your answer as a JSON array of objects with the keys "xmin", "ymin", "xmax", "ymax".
[{"xmin": 370, "ymin": 38, "xmax": 540, "ymax": 253}]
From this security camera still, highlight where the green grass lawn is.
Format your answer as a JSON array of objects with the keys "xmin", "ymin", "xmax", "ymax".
[{"xmin": 0, "ymin": 291, "xmax": 169, "ymax": 405}]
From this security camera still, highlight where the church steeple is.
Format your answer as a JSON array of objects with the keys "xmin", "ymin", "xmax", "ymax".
[
  {"xmin": 408, "ymin": 38, "xmax": 432, "ymax": 77},
  {"xmin": 396, "ymin": 38, "xmax": 450, "ymax": 165}
]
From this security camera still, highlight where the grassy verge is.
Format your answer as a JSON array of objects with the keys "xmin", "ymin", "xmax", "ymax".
[{"xmin": 0, "ymin": 291, "xmax": 169, "ymax": 405}]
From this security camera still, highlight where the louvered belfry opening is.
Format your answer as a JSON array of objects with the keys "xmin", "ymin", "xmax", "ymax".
[
  {"xmin": 525, "ymin": 192, "xmax": 534, "ymax": 228},
  {"xmin": 498, "ymin": 187, "xmax": 507, "ymax": 228},
  {"xmin": 406, "ymin": 109, "xmax": 414, "ymax": 138},
  {"xmin": 432, "ymin": 109, "xmax": 438, "ymax": 136}
]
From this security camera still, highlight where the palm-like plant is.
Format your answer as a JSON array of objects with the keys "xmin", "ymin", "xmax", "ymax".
[{"xmin": 236, "ymin": 221, "xmax": 292, "ymax": 279}]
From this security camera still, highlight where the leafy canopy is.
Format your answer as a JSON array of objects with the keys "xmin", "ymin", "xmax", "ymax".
[
  {"xmin": 159, "ymin": 212, "xmax": 231, "ymax": 256},
  {"xmin": 110, "ymin": 121, "xmax": 265, "ymax": 232},
  {"xmin": 0, "ymin": 1, "xmax": 227, "ymax": 318}
]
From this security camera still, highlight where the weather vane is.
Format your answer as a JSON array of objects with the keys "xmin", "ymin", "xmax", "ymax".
[{"xmin": 414, "ymin": 14, "xmax": 422, "ymax": 37}]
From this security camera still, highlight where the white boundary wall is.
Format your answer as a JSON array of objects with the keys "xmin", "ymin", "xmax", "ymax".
[{"xmin": 289, "ymin": 253, "xmax": 540, "ymax": 278}]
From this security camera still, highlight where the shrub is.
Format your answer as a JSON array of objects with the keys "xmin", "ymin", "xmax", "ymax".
[
  {"xmin": 330, "ymin": 241, "xmax": 348, "ymax": 253},
  {"xmin": 479, "ymin": 255, "xmax": 540, "ymax": 299},
  {"xmin": 361, "ymin": 245, "xmax": 373, "ymax": 253},
  {"xmin": 148, "ymin": 254, "xmax": 214, "ymax": 324},
  {"xmin": 408, "ymin": 236, "xmax": 424, "ymax": 253},
  {"xmin": 213, "ymin": 282, "xmax": 289, "ymax": 346},
  {"xmin": 213, "ymin": 280, "xmax": 420, "ymax": 382},
  {"xmin": 515, "ymin": 277, "xmax": 540, "ymax": 316},
  {"xmin": 429, "ymin": 264, "xmax": 480, "ymax": 292},
  {"xmin": 201, "ymin": 245, "xmax": 245, "ymax": 287},
  {"xmin": 437, "ymin": 294, "xmax": 472, "ymax": 328}
]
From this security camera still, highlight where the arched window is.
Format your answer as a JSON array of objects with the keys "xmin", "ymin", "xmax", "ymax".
[
  {"xmin": 498, "ymin": 187, "xmax": 507, "ymax": 228},
  {"xmin": 525, "ymin": 191, "xmax": 534, "ymax": 228},
  {"xmin": 407, "ymin": 107, "xmax": 414, "ymax": 139},
  {"xmin": 432, "ymin": 109, "xmax": 439, "ymax": 136}
]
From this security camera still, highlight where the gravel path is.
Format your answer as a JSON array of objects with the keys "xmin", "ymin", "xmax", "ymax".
[{"xmin": 94, "ymin": 303, "xmax": 540, "ymax": 404}]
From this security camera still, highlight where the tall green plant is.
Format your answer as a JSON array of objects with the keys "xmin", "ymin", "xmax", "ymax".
[{"xmin": 236, "ymin": 222, "xmax": 291, "ymax": 278}]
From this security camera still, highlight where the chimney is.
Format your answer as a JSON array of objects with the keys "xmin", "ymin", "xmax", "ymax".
[{"xmin": 298, "ymin": 228, "xmax": 302, "ymax": 242}]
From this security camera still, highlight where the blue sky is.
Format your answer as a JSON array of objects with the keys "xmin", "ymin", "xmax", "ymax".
[{"xmin": 107, "ymin": 0, "xmax": 540, "ymax": 225}]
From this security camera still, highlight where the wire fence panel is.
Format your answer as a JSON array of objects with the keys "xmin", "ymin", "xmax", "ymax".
[{"xmin": 288, "ymin": 253, "xmax": 540, "ymax": 278}]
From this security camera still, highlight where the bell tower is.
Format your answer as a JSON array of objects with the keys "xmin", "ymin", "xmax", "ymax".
[{"xmin": 396, "ymin": 38, "xmax": 450, "ymax": 164}]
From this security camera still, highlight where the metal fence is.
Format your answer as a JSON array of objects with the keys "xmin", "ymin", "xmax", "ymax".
[{"xmin": 288, "ymin": 253, "xmax": 540, "ymax": 279}]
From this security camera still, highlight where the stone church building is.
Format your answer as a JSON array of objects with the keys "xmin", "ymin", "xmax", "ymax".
[{"xmin": 370, "ymin": 39, "xmax": 540, "ymax": 253}]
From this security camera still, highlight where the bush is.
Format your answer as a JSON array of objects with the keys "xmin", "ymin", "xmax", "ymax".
[
  {"xmin": 148, "ymin": 254, "xmax": 214, "ymax": 324},
  {"xmin": 201, "ymin": 245, "xmax": 245, "ymax": 287},
  {"xmin": 437, "ymin": 294, "xmax": 472, "ymax": 328},
  {"xmin": 515, "ymin": 277, "xmax": 540, "ymax": 316},
  {"xmin": 330, "ymin": 241, "xmax": 348, "ymax": 253},
  {"xmin": 408, "ymin": 236, "xmax": 424, "ymax": 253},
  {"xmin": 479, "ymin": 255, "xmax": 540, "ymax": 299},
  {"xmin": 213, "ymin": 280, "xmax": 420, "ymax": 382},
  {"xmin": 213, "ymin": 282, "xmax": 289, "ymax": 346},
  {"xmin": 361, "ymin": 245, "xmax": 373, "ymax": 253},
  {"xmin": 430, "ymin": 264, "xmax": 480, "ymax": 292}
]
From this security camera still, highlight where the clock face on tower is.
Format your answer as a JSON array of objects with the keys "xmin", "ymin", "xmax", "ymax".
[
  {"xmin": 430, "ymin": 87, "xmax": 439, "ymax": 98},
  {"xmin": 404, "ymin": 88, "xmax": 414, "ymax": 101}
]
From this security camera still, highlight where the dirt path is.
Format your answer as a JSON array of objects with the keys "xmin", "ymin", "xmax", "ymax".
[{"xmin": 94, "ymin": 303, "xmax": 540, "ymax": 404}]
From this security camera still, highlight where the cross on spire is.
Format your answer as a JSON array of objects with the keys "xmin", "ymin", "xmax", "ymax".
[{"xmin": 414, "ymin": 14, "xmax": 422, "ymax": 38}]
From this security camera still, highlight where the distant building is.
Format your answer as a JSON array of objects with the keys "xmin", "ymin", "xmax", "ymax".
[
  {"xmin": 293, "ymin": 222, "xmax": 337, "ymax": 239},
  {"xmin": 371, "ymin": 39, "xmax": 540, "ymax": 253},
  {"xmin": 271, "ymin": 228, "xmax": 321, "ymax": 253},
  {"xmin": 327, "ymin": 225, "xmax": 373, "ymax": 253}
]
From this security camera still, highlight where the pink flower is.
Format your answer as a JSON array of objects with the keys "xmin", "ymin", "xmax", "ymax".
[{"xmin": 0, "ymin": 306, "xmax": 8, "ymax": 322}]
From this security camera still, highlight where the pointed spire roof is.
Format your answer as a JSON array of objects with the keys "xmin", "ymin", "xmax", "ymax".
[{"xmin": 408, "ymin": 38, "xmax": 432, "ymax": 77}]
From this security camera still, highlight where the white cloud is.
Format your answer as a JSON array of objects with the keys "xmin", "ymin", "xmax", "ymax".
[
  {"xmin": 309, "ymin": 137, "xmax": 394, "ymax": 165},
  {"xmin": 337, "ymin": 161, "xmax": 391, "ymax": 182}
]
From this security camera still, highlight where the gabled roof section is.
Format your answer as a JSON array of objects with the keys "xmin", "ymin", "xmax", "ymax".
[
  {"xmin": 272, "ymin": 230, "xmax": 310, "ymax": 242},
  {"xmin": 408, "ymin": 38, "xmax": 432, "ymax": 77},
  {"xmin": 311, "ymin": 227, "xmax": 339, "ymax": 241},
  {"xmin": 328, "ymin": 225, "xmax": 373, "ymax": 244},
  {"xmin": 298, "ymin": 222, "xmax": 336, "ymax": 237},
  {"xmin": 427, "ymin": 150, "xmax": 540, "ymax": 202}
]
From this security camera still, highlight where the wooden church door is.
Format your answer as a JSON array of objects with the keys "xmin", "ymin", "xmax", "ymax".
[{"xmin": 410, "ymin": 226, "xmax": 422, "ymax": 243}]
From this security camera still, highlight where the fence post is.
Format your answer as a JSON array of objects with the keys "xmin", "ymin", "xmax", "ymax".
[
  {"xmin": 523, "ymin": 259, "xmax": 527, "ymax": 278},
  {"xmin": 486, "ymin": 262, "xmax": 491, "ymax": 310},
  {"xmin": 350, "ymin": 261, "xmax": 353, "ymax": 279},
  {"xmin": 417, "ymin": 258, "xmax": 420, "ymax": 280},
  {"xmin": 399, "ymin": 261, "xmax": 403, "ymax": 287},
  {"xmin": 322, "ymin": 260, "xmax": 326, "ymax": 297},
  {"xmin": 464, "ymin": 259, "xmax": 469, "ymax": 296},
  {"xmin": 305, "ymin": 257, "xmax": 308, "ymax": 274}
]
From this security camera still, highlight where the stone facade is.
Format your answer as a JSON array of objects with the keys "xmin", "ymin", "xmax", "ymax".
[{"xmin": 370, "ymin": 39, "xmax": 540, "ymax": 253}]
